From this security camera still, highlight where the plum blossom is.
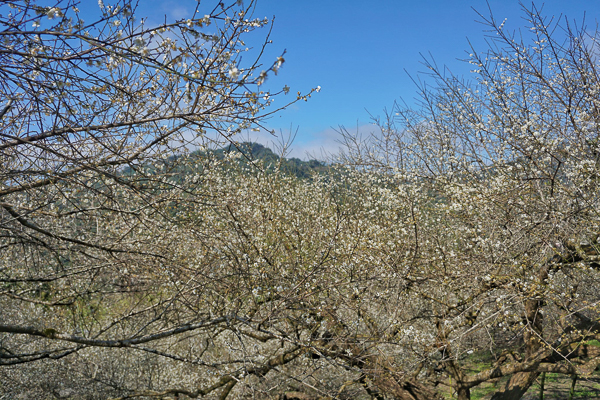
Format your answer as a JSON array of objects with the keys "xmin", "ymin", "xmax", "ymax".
[{"xmin": 228, "ymin": 67, "xmax": 240, "ymax": 80}]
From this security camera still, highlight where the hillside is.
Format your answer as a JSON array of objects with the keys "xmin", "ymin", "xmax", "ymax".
[{"xmin": 197, "ymin": 141, "xmax": 329, "ymax": 179}]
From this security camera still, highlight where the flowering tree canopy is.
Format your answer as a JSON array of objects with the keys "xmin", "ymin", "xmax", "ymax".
[
  {"xmin": 0, "ymin": 0, "xmax": 314, "ymax": 398},
  {"xmin": 2, "ymin": 1, "xmax": 600, "ymax": 399},
  {"xmin": 337, "ymin": 4, "xmax": 600, "ymax": 399}
]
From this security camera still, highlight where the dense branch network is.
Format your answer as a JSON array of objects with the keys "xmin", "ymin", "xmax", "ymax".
[{"xmin": 2, "ymin": 1, "xmax": 600, "ymax": 399}]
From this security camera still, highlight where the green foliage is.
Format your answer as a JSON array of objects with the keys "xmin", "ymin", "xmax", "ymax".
[
  {"xmin": 121, "ymin": 142, "xmax": 328, "ymax": 186},
  {"xmin": 200, "ymin": 141, "xmax": 329, "ymax": 178}
]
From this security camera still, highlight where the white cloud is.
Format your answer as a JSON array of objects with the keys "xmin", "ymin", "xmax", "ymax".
[
  {"xmin": 168, "ymin": 122, "xmax": 382, "ymax": 163},
  {"xmin": 240, "ymin": 123, "xmax": 379, "ymax": 161},
  {"xmin": 164, "ymin": 4, "xmax": 190, "ymax": 20}
]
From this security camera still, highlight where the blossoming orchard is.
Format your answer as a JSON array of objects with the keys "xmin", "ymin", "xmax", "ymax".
[{"xmin": 2, "ymin": 1, "xmax": 600, "ymax": 399}]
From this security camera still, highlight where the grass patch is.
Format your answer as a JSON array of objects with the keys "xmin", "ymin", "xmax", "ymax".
[
  {"xmin": 544, "ymin": 372, "xmax": 560, "ymax": 383},
  {"xmin": 470, "ymin": 383, "xmax": 499, "ymax": 400}
]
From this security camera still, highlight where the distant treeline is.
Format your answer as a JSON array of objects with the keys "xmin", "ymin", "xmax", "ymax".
[{"xmin": 205, "ymin": 142, "xmax": 327, "ymax": 178}]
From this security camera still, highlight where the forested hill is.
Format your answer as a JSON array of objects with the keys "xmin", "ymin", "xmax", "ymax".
[
  {"xmin": 196, "ymin": 142, "xmax": 329, "ymax": 179},
  {"xmin": 122, "ymin": 142, "xmax": 328, "ymax": 180}
]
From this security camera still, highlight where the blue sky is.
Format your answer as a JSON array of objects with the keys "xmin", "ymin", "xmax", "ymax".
[{"xmin": 133, "ymin": 1, "xmax": 600, "ymax": 157}]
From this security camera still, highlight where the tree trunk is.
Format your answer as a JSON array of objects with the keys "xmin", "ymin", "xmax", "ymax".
[
  {"xmin": 568, "ymin": 375, "xmax": 577, "ymax": 400},
  {"xmin": 489, "ymin": 371, "xmax": 540, "ymax": 400},
  {"xmin": 490, "ymin": 298, "xmax": 544, "ymax": 400},
  {"xmin": 456, "ymin": 386, "xmax": 471, "ymax": 400},
  {"xmin": 387, "ymin": 379, "xmax": 444, "ymax": 400}
]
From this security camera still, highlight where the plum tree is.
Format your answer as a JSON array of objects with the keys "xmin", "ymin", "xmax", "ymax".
[
  {"xmin": 337, "ymin": 4, "xmax": 600, "ymax": 399},
  {"xmin": 3, "ymin": 1, "xmax": 600, "ymax": 399},
  {"xmin": 0, "ymin": 0, "xmax": 315, "ymax": 397}
]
